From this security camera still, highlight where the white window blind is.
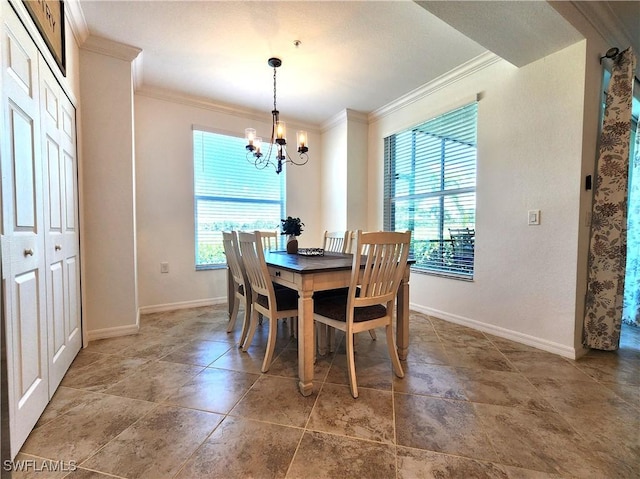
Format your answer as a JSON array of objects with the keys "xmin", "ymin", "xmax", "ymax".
[
  {"xmin": 193, "ymin": 129, "xmax": 285, "ymax": 268},
  {"xmin": 384, "ymin": 102, "xmax": 477, "ymax": 278}
]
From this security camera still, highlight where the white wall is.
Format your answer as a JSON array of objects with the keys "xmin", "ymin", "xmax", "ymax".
[
  {"xmin": 80, "ymin": 44, "xmax": 139, "ymax": 336},
  {"xmin": 320, "ymin": 112, "xmax": 348, "ymax": 231},
  {"xmin": 346, "ymin": 110, "xmax": 369, "ymax": 231},
  {"xmin": 134, "ymin": 92, "xmax": 322, "ymax": 309},
  {"xmin": 369, "ymin": 42, "xmax": 589, "ymax": 357}
]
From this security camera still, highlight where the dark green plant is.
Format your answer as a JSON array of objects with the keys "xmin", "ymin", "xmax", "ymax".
[{"xmin": 280, "ymin": 216, "xmax": 304, "ymax": 236}]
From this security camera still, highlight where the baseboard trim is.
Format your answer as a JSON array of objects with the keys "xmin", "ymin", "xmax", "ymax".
[
  {"xmin": 410, "ymin": 304, "xmax": 579, "ymax": 359},
  {"xmin": 138, "ymin": 297, "xmax": 226, "ymax": 315},
  {"xmin": 87, "ymin": 323, "xmax": 139, "ymax": 341}
]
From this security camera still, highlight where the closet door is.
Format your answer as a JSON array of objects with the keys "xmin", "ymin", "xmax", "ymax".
[
  {"xmin": 39, "ymin": 59, "xmax": 81, "ymax": 393},
  {"xmin": 1, "ymin": 11, "xmax": 49, "ymax": 456}
]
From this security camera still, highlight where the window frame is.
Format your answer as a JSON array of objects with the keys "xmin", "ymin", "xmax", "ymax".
[
  {"xmin": 192, "ymin": 127, "xmax": 286, "ymax": 270},
  {"xmin": 383, "ymin": 102, "xmax": 478, "ymax": 280}
]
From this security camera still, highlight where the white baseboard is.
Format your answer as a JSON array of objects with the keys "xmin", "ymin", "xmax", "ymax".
[
  {"xmin": 138, "ymin": 297, "xmax": 226, "ymax": 315},
  {"xmin": 87, "ymin": 323, "xmax": 140, "ymax": 341},
  {"xmin": 410, "ymin": 303, "xmax": 579, "ymax": 359}
]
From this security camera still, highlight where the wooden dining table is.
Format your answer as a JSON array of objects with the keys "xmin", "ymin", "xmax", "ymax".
[{"xmin": 262, "ymin": 250, "xmax": 412, "ymax": 396}]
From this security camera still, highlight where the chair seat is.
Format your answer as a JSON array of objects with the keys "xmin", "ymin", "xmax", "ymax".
[
  {"xmin": 314, "ymin": 297, "xmax": 387, "ymax": 322},
  {"xmin": 256, "ymin": 286, "xmax": 298, "ymax": 311},
  {"xmin": 313, "ymin": 287, "xmax": 349, "ymax": 300}
]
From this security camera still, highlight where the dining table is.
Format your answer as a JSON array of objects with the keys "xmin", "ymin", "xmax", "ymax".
[{"xmin": 261, "ymin": 250, "xmax": 413, "ymax": 396}]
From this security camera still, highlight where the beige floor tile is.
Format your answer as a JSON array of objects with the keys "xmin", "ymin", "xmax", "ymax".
[
  {"xmin": 177, "ymin": 416, "xmax": 302, "ymax": 479},
  {"xmin": 21, "ymin": 394, "xmax": 156, "ymax": 463},
  {"xmin": 159, "ymin": 339, "xmax": 233, "ymax": 366},
  {"xmin": 18, "ymin": 306, "xmax": 639, "ymax": 478},
  {"xmin": 325, "ymin": 353, "xmax": 394, "ymax": 390},
  {"xmin": 307, "ymin": 383, "xmax": 394, "ymax": 444},
  {"xmin": 456, "ymin": 367, "xmax": 554, "ymax": 411},
  {"xmin": 501, "ymin": 350, "xmax": 593, "ymax": 380},
  {"xmin": 443, "ymin": 342, "xmax": 515, "ymax": 371},
  {"xmin": 210, "ymin": 345, "xmax": 273, "ymax": 374},
  {"xmin": 6, "ymin": 453, "xmax": 73, "ymax": 479},
  {"xmin": 164, "ymin": 367, "xmax": 259, "ymax": 414},
  {"xmin": 474, "ymin": 403, "xmax": 621, "ymax": 477},
  {"xmin": 229, "ymin": 375, "xmax": 317, "ymax": 427},
  {"xmin": 286, "ymin": 431, "xmax": 396, "ymax": 479},
  {"xmin": 85, "ymin": 329, "xmax": 165, "ymax": 355},
  {"xmin": 601, "ymin": 381, "xmax": 640, "ymax": 410},
  {"xmin": 392, "ymin": 362, "xmax": 467, "ymax": 399},
  {"xmin": 34, "ymin": 387, "xmax": 106, "ymax": 428},
  {"xmin": 404, "ymin": 339, "xmax": 451, "ymax": 365},
  {"xmin": 573, "ymin": 353, "xmax": 640, "ymax": 385},
  {"xmin": 267, "ymin": 345, "xmax": 333, "ymax": 382},
  {"xmin": 60, "ymin": 355, "xmax": 150, "ymax": 392},
  {"xmin": 61, "ymin": 468, "xmax": 118, "ymax": 478},
  {"xmin": 102, "ymin": 360, "xmax": 203, "ymax": 402},
  {"xmin": 396, "ymin": 447, "xmax": 510, "ymax": 479},
  {"xmin": 394, "ymin": 393, "xmax": 497, "ymax": 462},
  {"xmin": 80, "ymin": 405, "xmax": 223, "ymax": 479},
  {"xmin": 65, "ymin": 350, "xmax": 107, "ymax": 370}
]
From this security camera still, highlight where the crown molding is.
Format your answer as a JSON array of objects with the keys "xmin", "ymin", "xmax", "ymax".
[
  {"xmin": 321, "ymin": 108, "xmax": 369, "ymax": 132},
  {"xmin": 369, "ymin": 51, "xmax": 500, "ymax": 122},
  {"xmin": 570, "ymin": 1, "xmax": 637, "ymax": 54},
  {"xmin": 136, "ymin": 86, "xmax": 320, "ymax": 132},
  {"xmin": 64, "ymin": 0, "xmax": 89, "ymax": 45},
  {"xmin": 81, "ymin": 35, "xmax": 142, "ymax": 62}
]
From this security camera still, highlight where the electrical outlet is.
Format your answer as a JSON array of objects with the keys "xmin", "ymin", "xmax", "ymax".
[{"xmin": 160, "ymin": 262, "xmax": 169, "ymax": 273}]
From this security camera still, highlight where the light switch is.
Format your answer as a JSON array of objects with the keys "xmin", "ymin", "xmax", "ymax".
[
  {"xmin": 528, "ymin": 210, "xmax": 540, "ymax": 225},
  {"xmin": 160, "ymin": 262, "xmax": 169, "ymax": 273}
]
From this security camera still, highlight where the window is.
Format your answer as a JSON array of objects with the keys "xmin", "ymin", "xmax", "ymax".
[
  {"xmin": 193, "ymin": 129, "xmax": 286, "ymax": 268},
  {"xmin": 384, "ymin": 102, "xmax": 478, "ymax": 278}
]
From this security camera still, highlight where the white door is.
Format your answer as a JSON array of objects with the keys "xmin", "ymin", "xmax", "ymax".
[
  {"xmin": 1, "ymin": 12, "xmax": 49, "ymax": 456},
  {"xmin": 39, "ymin": 59, "xmax": 81, "ymax": 394}
]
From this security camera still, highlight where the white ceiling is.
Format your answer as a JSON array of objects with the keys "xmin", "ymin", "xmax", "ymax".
[{"xmin": 76, "ymin": 1, "xmax": 638, "ymax": 127}]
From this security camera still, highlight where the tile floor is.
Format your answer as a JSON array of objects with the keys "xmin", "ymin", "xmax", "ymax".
[{"xmin": 14, "ymin": 305, "xmax": 640, "ymax": 478}]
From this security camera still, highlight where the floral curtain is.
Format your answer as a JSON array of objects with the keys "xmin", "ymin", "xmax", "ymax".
[
  {"xmin": 623, "ymin": 118, "xmax": 639, "ymax": 327},
  {"xmin": 584, "ymin": 47, "xmax": 637, "ymax": 350}
]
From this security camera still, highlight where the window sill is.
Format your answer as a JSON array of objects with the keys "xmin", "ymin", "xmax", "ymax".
[
  {"xmin": 412, "ymin": 267, "xmax": 474, "ymax": 282},
  {"xmin": 195, "ymin": 264, "xmax": 227, "ymax": 271}
]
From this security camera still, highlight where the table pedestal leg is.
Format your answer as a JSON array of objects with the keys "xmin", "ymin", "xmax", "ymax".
[
  {"xmin": 396, "ymin": 270, "xmax": 410, "ymax": 361},
  {"xmin": 297, "ymin": 287, "xmax": 314, "ymax": 396}
]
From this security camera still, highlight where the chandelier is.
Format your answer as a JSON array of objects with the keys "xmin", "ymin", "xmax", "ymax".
[{"xmin": 245, "ymin": 58, "xmax": 309, "ymax": 174}]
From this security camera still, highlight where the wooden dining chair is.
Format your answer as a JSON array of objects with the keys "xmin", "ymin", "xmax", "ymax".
[
  {"xmin": 237, "ymin": 231, "xmax": 299, "ymax": 372},
  {"xmin": 318, "ymin": 229, "xmax": 377, "ymax": 351},
  {"xmin": 258, "ymin": 230, "xmax": 279, "ymax": 251},
  {"xmin": 313, "ymin": 230, "xmax": 411, "ymax": 398},
  {"xmin": 222, "ymin": 231, "xmax": 252, "ymax": 346},
  {"xmin": 323, "ymin": 230, "xmax": 349, "ymax": 253},
  {"xmin": 344, "ymin": 230, "xmax": 358, "ymax": 254}
]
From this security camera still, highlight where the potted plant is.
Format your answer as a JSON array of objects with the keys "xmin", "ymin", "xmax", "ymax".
[{"xmin": 281, "ymin": 216, "xmax": 304, "ymax": 254}]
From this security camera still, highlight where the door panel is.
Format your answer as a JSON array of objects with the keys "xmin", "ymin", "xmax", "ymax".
[
  {"xmin": 2, "ymin": 14, "xmax": 49, "ymax": 457},
  {"xmin": 39, "ymin": 57, "xmax": 81, "ymax": 395}
]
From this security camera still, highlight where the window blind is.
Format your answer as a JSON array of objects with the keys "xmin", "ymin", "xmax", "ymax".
[
  {"xmin": 384, "ymin": 102, "xmax": 477, "ymax": 278},
  {"xmin": 193, "ymin": 129, "xmax": 285, "ymax": 267}
]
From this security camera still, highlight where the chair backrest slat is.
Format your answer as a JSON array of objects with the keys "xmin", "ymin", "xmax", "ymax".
[
  {"xmin": 237, "ymin": 231, "xmax": 274, "ymax": 300},
  {"xmin": 350, "ymin": 231, "xmax": 411, "ymax": 309},
  {"xmin": 222, "ymin": 231, "xmax": 247, "ymax": 290},
  {"xmin": 323, "ymin": 230, "xmax": 348, "ymax": 253},
  {"xmin": 258, "ymin": 230, "xmax": 278, "ymax": 251}
]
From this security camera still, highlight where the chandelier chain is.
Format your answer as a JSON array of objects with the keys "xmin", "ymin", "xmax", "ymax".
[{"xmin": 273, "ymin": 66, "xmax": 278, "ymax": 112}]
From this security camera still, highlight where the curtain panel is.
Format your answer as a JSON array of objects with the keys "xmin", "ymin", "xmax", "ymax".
[{"xmin": 584, "ymin": 47, "xmax": 637, "ymax": 350}]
